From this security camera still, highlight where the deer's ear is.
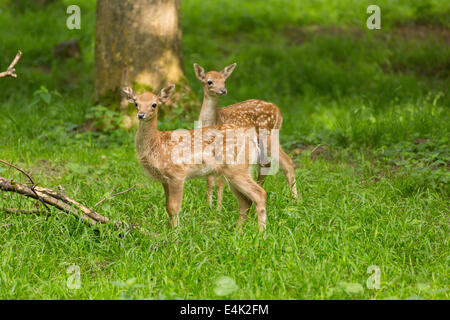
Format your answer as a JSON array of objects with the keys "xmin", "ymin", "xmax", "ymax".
[
  {"xmin": 122, "ymin": 87, "xmax": 137, "ymax": 103},
  {"xmin": 193, "ymin": 63, "xmax": 205, "ymax": 81},
  {"xmin": 158, "ymin": 84, "xmax": 175, "ymax": 103},
  {"xmin": 220, "ymin": 62, "xmax": 237, "ymax": 79}
]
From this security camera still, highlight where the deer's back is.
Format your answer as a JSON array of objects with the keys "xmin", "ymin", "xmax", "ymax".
[{"xmin": 218, "ymin": 99, "xmax": 282, "ymax": 130}]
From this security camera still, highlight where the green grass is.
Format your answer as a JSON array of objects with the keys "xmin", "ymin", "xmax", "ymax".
[{"xmin": 0, "ymin": 0, "xmax": 449, "ymax": 299}]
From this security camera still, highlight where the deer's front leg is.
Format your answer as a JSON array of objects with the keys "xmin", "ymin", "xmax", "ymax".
[
  {"xmin": 206, "ymin": 175, "xmax": 214, "ymax": 206},
  {"xmin": 163, "ymin": 180, "xmax": 184, "ymax": 228},
  {"xmin": 216, "ymin": 176, "xmax": 225, "ymax": 212}
]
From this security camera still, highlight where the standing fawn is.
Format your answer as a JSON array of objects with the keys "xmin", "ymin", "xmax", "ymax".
[
  {"xmin": 123, "ymin": 85, "xmax": 268, "ymax": 231},
  {"xmin": 194, "ymin": 63, "xmax": 297, "ymax": 211}
]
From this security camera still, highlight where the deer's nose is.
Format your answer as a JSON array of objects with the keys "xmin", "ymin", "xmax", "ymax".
[
  {"xmin": 219, "ymin": 88, "xmax": 227, "ymax": 95},
  {"xmin": 137, "ymin": 112, "xmax": 145, "ymax": 119}
]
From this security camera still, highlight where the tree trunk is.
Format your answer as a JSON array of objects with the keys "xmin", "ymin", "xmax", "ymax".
[{"xmin": 95, "ymin": 0, "xmax": 185, "ymax": 106}]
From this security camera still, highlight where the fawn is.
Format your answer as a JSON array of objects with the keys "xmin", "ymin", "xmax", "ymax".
[
  {"xmin": 123, "ymin": 85, "xmax": 268, "ymax": 231},
  {"xmin": 193, "ymin": 63, "xmax": 297, "ymax": 211}
]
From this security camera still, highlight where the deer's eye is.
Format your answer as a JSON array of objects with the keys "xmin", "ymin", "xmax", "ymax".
[
  {"xmin": 152, "ymin": 103, "xmax": 157, "ymax": 108},
  {"xmin": 134, "ymin": 102, "xmax": 138, "ymax": 108},
  {"xmin": 207, "ymin": 80, "xmax": 213, "ymax": 86}
]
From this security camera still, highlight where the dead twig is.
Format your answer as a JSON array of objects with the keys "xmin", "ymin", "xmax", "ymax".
[
  {"xmin": 1, "ymin": 176, "xmax": 99, "ymax": 225},
  {"xmin": 0, "ymin": 159, "xmax": 145, "ymax": 234},
  {"xmin": 0, "ymin": 176, "xmax": 145, "ymax": 233},
  {"xmin": 0, "ymin": 159, "xmax": 35, "ymax": 184},
  {"xmin": 94, "ymin": 185, "xmax": 137, "ymax": 208},
  {"xmin": 0, "ymin": 50, "xmax": 22, "ymax": 78}
]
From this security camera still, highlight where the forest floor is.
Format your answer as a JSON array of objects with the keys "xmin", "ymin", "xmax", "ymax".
[{"xmin": 0, "ymin": 0, "xmax": 449, "ymax": 299}]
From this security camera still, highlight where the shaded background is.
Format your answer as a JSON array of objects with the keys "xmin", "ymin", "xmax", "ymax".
[{"xmin": 1, "ymin": 0, "xmax": 449, "ymax": 148}]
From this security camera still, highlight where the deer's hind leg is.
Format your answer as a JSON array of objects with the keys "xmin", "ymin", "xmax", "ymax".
[
  {"xmin": 257, "ymin": 163, "xmax": 270, "ymax": 186},
  {"xmin": 259, "ymin": 131, "xmax": 297, "ymax": 199},
  {"xmin": 279, "ymin": 147, "xmax": 297, "ymax": 198},
  {"xmin": 229, "ymin": 184, "xmax": 252, "ymax": 228},
  {"xmin": 225, "ymin": 168, "xmax": 267, "ymax": 232}
]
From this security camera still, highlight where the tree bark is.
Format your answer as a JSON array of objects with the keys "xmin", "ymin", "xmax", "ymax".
[{"xmin": 94, "ymin": 0, "xmax": 184, "ymax": 105}]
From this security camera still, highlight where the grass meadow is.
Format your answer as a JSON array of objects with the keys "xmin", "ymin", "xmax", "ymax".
[{"xmin": 0, "ymin": 0, "xmax": 449, "ymax": 299}]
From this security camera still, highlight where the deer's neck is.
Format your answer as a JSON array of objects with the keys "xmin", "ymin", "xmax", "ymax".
[
  {"xmin": 135, "ymin": 117, "xmax": 160, "ymax": 155},
  {"xmin": 198, "ymin": 92, "xmax": 218, "ymax": 127}
]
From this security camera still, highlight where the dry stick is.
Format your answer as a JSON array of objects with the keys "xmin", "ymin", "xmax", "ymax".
[
  {"xmin": 0, "ymin": 159, "xmax": 35, "ymax": 185},
  {"xmin": 0, "ymin": 176, "xmax": 147, "ymax": 234},
  {"xmin": 94, "ymin": 186, "xmax": 117, "ymax": 207},
  {"xmin": 0, "ymin": 160, "xmax": 144, "ymax": 233},
  {"xmin": 2, "ymin": 208, "xmax": 48, "ymax": 215},
  {"xmin": 0, "ymin": 159, "xmax": 51, "ymax": 212},
  {"xmin": 0, "ymin": 177, "xmax": 98, "ymax": 225},
  {"xmin": 0, "ymin": 50, "xmax": 22, "ymax": 78},
  {"xmin": 94, "ymin": 185, "xmax": 137, "ymax": 208}
]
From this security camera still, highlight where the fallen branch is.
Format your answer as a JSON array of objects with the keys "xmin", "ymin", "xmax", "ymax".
[
  {"xmin": 1, "ymin": 177, "xmax": 102, "ymax": 225},
  {"xmin": 0, "ymin": 176, "xmax": 144, "ymax": 233},
  {"xmin": 0, "ymin": 50, "xmax": 22, "ymax": 78},
  {"xmin": 0, "ymin": 160, "xmax": 144, "ymax": 234}
]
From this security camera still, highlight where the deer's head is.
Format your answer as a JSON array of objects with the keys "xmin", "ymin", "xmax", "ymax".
[
  {"xmin": 193, "ymin": 63, "xmax": 236, "ymax": 97},
  {"xmin": 123, "ymin": 84, "xmax": 175, "ymax": 121}
]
